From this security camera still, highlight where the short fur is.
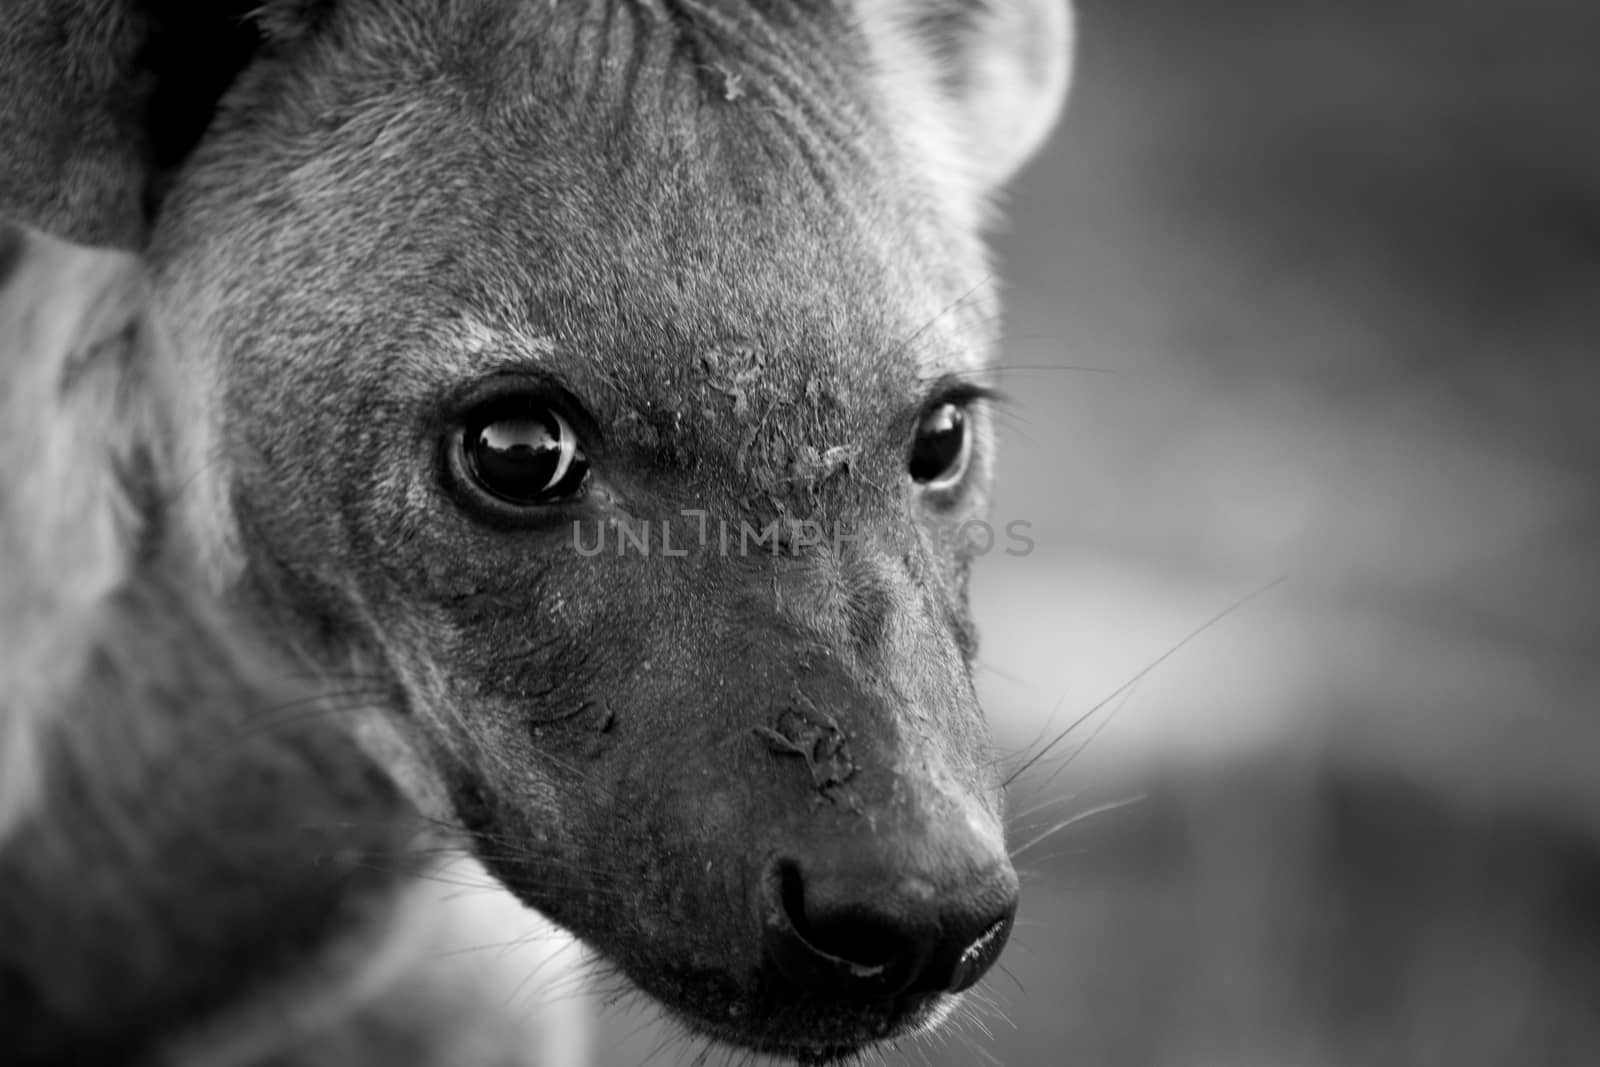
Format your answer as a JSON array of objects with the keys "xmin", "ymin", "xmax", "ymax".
[{"xmin": 0, "ymin": 1, "xmax": 1071, "ymax": 1063}]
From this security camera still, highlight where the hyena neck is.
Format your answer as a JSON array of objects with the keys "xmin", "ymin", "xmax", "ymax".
[{"xmin": 0, "ymin": 565, "xmax": 429, "ymax": 1065}]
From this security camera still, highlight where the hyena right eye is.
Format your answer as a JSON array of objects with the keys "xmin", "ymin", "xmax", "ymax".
[
  {"xmin": 909, "ymin": 401, "xmax": 972, "ymax": 490},
  {"xmin": 452, "ymin": 396, "xmax": 591, "ymax": 509}
]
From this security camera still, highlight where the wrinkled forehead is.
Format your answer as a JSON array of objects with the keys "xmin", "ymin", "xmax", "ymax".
[
  {"xmin": 285, "ymin": 1, "xmax": 993, "ymax": 367},
  {"xmin": 445, "ymin": 4, "xmax": 990, "ymax": 368}
]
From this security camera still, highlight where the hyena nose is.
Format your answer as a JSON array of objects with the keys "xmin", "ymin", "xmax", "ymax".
[{"xmin": 758, "ymin": 843, "xmax": 1019, "ymax": 999}]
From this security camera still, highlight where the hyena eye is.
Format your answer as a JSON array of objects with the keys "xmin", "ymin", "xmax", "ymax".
[
  {"xmin": 908, "ymin": 402, "xmax": 971, "ymax": 489},
  {"xmin": 460, "ymin": 398, "xmax": 589, "ymax": 506}
]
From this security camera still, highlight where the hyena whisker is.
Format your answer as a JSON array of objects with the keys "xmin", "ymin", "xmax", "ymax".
[
  {"xmin": 499, "ymin": 747, "xmax": 623, "ymax": 805},
  {"xmin": 1005, "ymin": 917, "xmax": 1064, "ymax": 940},
  {"xmin": 642, "ymin": 1019, "xmax": 699, "ymax": 1067},
  {"xmin": 1000, "ymin": 683, "xmax": 1125, "ymax": 790},
  {"xmin": 952, "ymin": 1023, "xmax": 1006, "ymax": 1067},
  {"xmin": 1008, "ymin": 785, "xmax": 1087, "ymax": 823},
  {"xmin": 995, "ymin": 360, "xmax": 1120, "ymax": 376},
  {"xmin": 960, "ymin": 1004, "xmax": 1011, "ymax": 1055},
  {"xmin": 972, "ymin": 657, "xmax": 1033, "ymax": 688},
  {"xmin": 428, "ymin": 855, "xmax": 631, "ymax": 892},
  {"xmin": 226, "ymin": 691, "xmax": 395, "ymax": 739},
  {"xmin": 612, "ymin": 999, "xmax": 675, "ymax": 1055},
  {"xmin": 255, "ymin": 669, "xmax": 402, "ymax": 687},
  {"xmin": 960, "ymin": 1010, "xmax": 996, "ymax": 1044},
  {"xmin": 1009, "ymin": 793, "xmax": 1149, "ymax": 860},
  {"xmin": 600, "ymin": 975, "xmax": 662, "ymax": 1015},
  {"xmin": 1002, "ymin": 575, "xmax": 1286, "ymax": 788},
  {"xmin": 684, "ymin": 1034, "xmax": 717, "ymax": 1067},
  {"xmin": 545, "ymin": 961, "xmax": 618, "ymax": 1009},
  {"xmin": 432, "ymin": 885, "xmax": 528, "ymax": 904},
  {"xmin": 1010, "ymin": 848, "xmax": 1091, "ymax": 870},
  {"xmin": 502, "ymin": 945, "xmax": 592, "ymax": 1010},
  {"xmin": 990, "ymin": 960, "xmax": 1026, "ymax": 998},
  {"xmin": 535, "ymin": 951, "xmax": 615, "ymax": 993},
  {"xmin": 935, "ymin": 360, "xmax": 1121, "ymax": 381},
  {"xmin": 331, "ymin": 856, "xmax": 489, "ymax": 887},
  {"xmin": 983, "ymin": 692, "xmax": 1071, "ymax": 779},
  {"xmin": 331, "ymin": 841, "xmax": 630, "ymax": 898},
  {"xmin": 882, "ymin": 273, "xmax": 1001, "ymax": 366},
  {"xmin": 1033, "ymin": 682, "xmax": 1142, "ymax": 795},
  {"xmin": 160, "ymin": 438, "xmax": 237, "ymax": 505}
]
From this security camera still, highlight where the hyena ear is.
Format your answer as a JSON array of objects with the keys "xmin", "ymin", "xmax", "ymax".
[
  {"xmin": 0, "ymin": 0, "xmax": 297, "ymax": 249},
  {"xmin": 861, "ymin": 0, "xmax": 1074, "ymax": 208}
]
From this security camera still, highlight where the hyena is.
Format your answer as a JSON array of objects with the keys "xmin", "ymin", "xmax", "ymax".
[{"xmin": 0, "ymin": 1, "xmax": 1072, "ymax": 1063}]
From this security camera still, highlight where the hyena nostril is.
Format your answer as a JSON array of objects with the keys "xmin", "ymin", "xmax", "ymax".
[
  {"xmin": 762, "ymin": 859, "xmax": 928, "ymax": 998},
  {"xmin": 939, "ymin": 914, "xmax": 1014, "ymax": 994},
  {"xmin": 760, "ymin": 855, "xmax": 1019, "ymax": 999}
]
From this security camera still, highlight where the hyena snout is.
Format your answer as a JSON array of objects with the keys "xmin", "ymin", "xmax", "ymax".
[{"xmin": 757, "ymin": 800, "xmax": 1019, "ymax": 1000}]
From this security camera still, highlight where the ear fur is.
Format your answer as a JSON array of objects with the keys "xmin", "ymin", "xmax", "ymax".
[
  {"xmin": 0, "ymin": 0, "xmax": 264, "ymax": 249},
  {"xmin": 859, "ymin": 0, "xmax": 1074, "ymax": 218}
]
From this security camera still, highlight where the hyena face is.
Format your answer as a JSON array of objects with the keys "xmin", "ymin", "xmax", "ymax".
[{"xmin": 3, "ymin": 0, "xmax": 1069, "ymax": 1058}]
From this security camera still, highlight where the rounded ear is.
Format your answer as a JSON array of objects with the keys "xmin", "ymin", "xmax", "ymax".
[
  {"xmin": 860, "ymin": 0, "xmax": 1074, "ymax": 211},
  {"xmin": 0, "ymin": 0, "xmax": 264, "ymax": 249}
]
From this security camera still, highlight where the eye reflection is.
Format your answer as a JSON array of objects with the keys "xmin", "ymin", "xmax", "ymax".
[
  {"xmin": 909, "ymin": 402, "xmax": 971, "ymax": 488},
  {"xmin": 463, "ymin": 402, "xmax": 588, "ymax": 505}
]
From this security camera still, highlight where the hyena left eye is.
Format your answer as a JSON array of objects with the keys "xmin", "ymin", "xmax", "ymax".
[
  {"xmin": 909, "ymin": 402, "xmax": 971, "ymax": 489},
  {"xmin": 460, "ymin": 399, "xmax": 589, "ymax": 506}
]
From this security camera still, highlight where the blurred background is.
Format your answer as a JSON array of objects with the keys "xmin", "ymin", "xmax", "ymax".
[{"xmin": 596, "ymin": 2, "xmax": 1600, "ymax": 1063}]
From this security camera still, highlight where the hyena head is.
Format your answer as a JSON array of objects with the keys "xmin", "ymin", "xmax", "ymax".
[{"xmin": 2, "ymin": 0, "xmax": 1070, "ymax": 1058}]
